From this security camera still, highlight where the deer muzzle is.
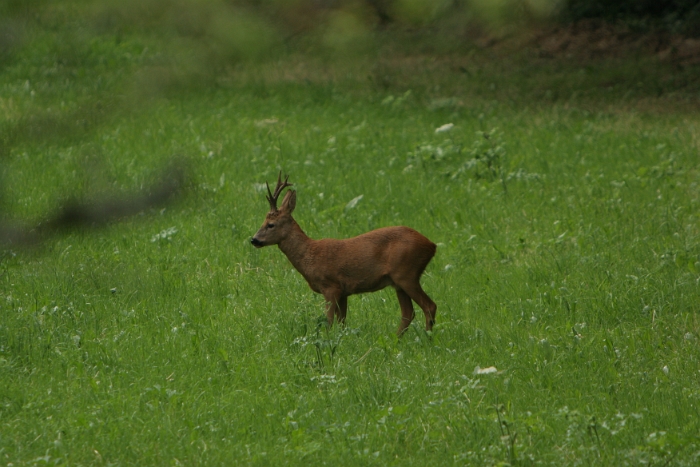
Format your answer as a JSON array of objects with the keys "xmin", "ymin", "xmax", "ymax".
[{"xmin": 250, "ymin": 237, "xmax": 263, "ymax": 248}]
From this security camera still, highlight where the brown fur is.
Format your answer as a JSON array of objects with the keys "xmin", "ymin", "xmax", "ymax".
[{"xmin": 252, "ymin": 183, "xmax": 437, "ymax": 335}]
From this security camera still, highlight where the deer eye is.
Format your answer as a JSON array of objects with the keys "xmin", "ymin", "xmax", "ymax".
[{"xmin": 267, "ymin": 223, "xmax": 275, "ymax": 229}]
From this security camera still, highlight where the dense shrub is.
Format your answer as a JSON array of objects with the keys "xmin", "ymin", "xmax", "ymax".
[{"xmin": 562, "ymin": 0, "xmax": 700, "ymax": 35}]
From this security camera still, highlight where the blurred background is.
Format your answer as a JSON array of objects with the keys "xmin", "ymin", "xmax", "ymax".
[
  {"xmin": 1, "ymin": 0, "xmax": 699, "ymax": 248},
  {"xmin": 2, "ymin": 0, "xmax": 699, "ymax": 103}
]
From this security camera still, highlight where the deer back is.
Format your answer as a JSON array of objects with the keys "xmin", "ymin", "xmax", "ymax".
[{"xmin": 283, "ymin": 226, "xmax": 435, "ymax": 296}]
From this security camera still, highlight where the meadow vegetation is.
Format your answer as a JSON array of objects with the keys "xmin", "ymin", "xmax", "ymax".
[{"xmin": 1, "ymin": 1, "xmax": 700, "ymax": 465}]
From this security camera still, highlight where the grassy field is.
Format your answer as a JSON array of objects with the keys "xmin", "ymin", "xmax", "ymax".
[{"xmin": 2, "ymin": 3, "xmax": 700, "ymax": 466}]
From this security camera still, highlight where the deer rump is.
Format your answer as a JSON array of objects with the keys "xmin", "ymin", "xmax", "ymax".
[{"xmin": 298, "ymin": 226, "xmax": 436, "ymax": 296}]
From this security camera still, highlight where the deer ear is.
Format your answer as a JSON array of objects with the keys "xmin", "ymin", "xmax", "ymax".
[{"xmin": 280, "ymin": 190, "xmax": 296, "ymax": 213}]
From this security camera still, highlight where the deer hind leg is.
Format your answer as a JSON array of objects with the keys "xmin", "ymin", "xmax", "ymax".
[
  {"xmin": 396, "ymin": 288, "xmax": 416, "ymax": 336},
  {"xmin": 396, "ymin": 281, "xmax": 437, "ymax": 332}
]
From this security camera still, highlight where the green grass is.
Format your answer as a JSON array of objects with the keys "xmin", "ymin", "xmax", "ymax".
[{"xmin": 2, "ymin": 4, "xmax": 700, "ymax": 466}]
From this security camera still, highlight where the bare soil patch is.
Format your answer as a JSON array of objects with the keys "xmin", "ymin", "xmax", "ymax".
[{"xmin": 519, "ymin": 19, "xmax": 700, "ymax": 65}]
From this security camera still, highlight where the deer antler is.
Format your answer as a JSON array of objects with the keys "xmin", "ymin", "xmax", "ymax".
[{"xmin": 266, "ymin": 172, "xmax": 293, "ymax": 212}]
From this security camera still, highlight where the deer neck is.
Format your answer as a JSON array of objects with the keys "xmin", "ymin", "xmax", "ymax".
[{"xmin": 277, "ymin": 220, "xmax": 314, "ymax": 273}]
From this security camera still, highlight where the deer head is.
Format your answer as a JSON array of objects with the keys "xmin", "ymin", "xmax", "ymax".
[{"xmin": 251, "ymin": 173, "xmax": 295, "ymax": 248}]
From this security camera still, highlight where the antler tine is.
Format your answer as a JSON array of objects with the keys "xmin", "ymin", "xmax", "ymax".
[
  {"xmin": 273, "ymin": 174, "xmax": 292, "ymax": 198},
  {"xmin": 265, "ymin": 181, "xmax": 275, "ymax": 210},
  {"xmin": 265, "ymin": 172, "xmax": 293, "ymax": 212}
]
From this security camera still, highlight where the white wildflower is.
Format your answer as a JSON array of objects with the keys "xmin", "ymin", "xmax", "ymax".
[
  {"xmin": 151, "ymin": 226, "xmax": 178, "ymax": 242},
  {"xmin": 474, "ymin": 366, "xmax": 498, "ymax": 375},
  {"xmin": 345, "ymin": 194, "xmax": 363, "ymax": 210},
  {"xmin": 435, "ymin": 123, "xmax": 454, "ymax": 134},
  {"xmin": 255, "ymin": 118, "xmax": 278, "ymax": 127}
]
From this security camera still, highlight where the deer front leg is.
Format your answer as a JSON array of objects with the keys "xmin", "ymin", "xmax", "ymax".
[
  {"xmin": 337, "ymin": 295, "xmax": 348, "ymax": 326},
  {"xmin": 323, "ymin": 290, "xmax": 345, "ymax": 328}
]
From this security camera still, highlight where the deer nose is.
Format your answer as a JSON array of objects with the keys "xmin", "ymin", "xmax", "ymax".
[{"xmin": 251, "ymin": 237, "xmax": 262, "ymax": 247}]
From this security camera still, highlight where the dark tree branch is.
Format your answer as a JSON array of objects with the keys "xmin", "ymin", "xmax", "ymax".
[{"xmin": 0, "ymin": 159, "xmax": 189, "ymax": 251}]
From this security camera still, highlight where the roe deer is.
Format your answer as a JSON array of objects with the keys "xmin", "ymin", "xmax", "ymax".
[{"xmin": 251, "ymin": 174, "xmax": 437, "ymax": 335}]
